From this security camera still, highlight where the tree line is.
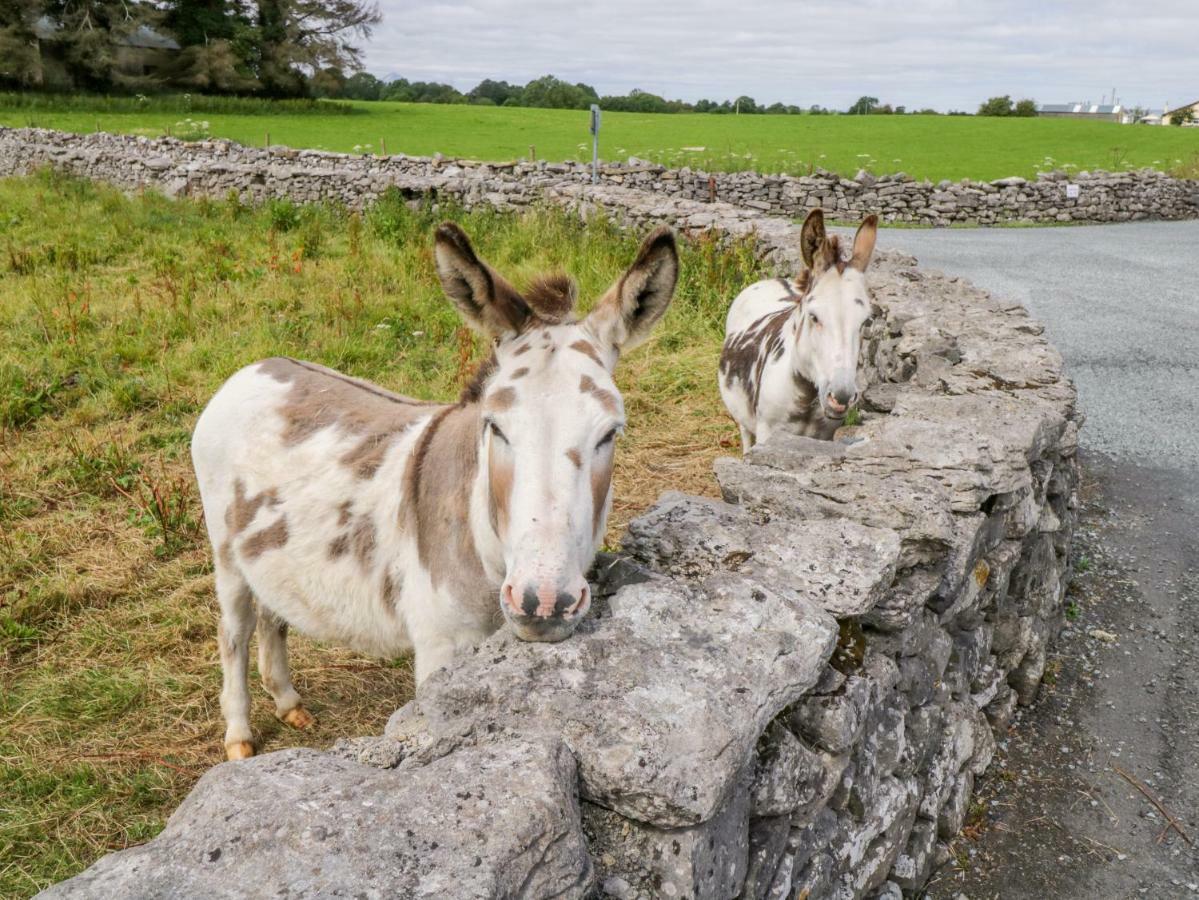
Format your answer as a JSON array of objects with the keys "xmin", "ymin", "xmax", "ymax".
[
  {"xmin": 0, "ymin": 0, "xmax": 380, "ymax": 97},
  {"xmin": 330, "ymin": 73, "xmax": 821, "ymax": 114},
  {"xmin": 326, "ymin": 79, "xmax": 1030, "ymax": 118}
]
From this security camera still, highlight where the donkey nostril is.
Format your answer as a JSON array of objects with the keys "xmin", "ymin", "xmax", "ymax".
[
  {"xmin": 521, "ymin": 584, "xmax": 540, "ymax": 617},
  {"xmin": 502, "ymin": 582, "xmax": 519, "ymax": 613},
  {"xmin": 554, "ymin": 584, "xmax": 589, "ymax": 617}
]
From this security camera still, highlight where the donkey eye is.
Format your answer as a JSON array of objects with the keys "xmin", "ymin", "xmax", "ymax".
[
  {"xmin": 596, "ymin": 427, "xmax": 620, "ymax": 450},
  {"xmin": 488, "ymin": 421, "xmax": 509, "ymax": 445},
  {"xmin": 809, "ymin": 312, "xmax": 820, "ymax": 326}
]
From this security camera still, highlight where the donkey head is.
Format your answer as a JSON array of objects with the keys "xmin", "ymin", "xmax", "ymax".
[
  {"xmin": 795, "ymin": 209, "xmax": 878, "ymax": 421},
  {"xmin": 433, "ymin": 222, "xmax": 679, "ymax": 642}
]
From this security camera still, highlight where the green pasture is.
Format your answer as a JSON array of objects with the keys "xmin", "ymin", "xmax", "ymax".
[{"xmin": 2, "ymin": 95, "xmax": 1197, "ymax": 181}]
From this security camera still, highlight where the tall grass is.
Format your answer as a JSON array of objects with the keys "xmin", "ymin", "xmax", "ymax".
[
  {"xmin": 0, "ymin": 91, "xmax": 356, "ymax": 117},
  {"xmin": 0, "ymin": 169, "xmax": 763, "ymax": 897},
  {"xmin": 1170, "ymin": 152, "xmax": 1199, "ymax": 179}
]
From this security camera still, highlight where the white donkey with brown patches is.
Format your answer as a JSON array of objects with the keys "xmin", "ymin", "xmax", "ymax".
[
  {"xmin": 719, "ymin": 209, "xmax": 877, "ymax": 450},
  {"xmin": 192, "ymin": 222, "xmax": 679, "ymax": 760}
]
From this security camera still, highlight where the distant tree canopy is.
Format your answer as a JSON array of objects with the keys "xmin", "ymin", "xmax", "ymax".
[
  {"xmin": 978, "ymin": 95, "xmax": 1038, "ymax": 117},
  {"xmin": 326, "ymin": 76, "xmax": 927, "ymax": 116},
  {"xmin": 2, "ymin": 0, "xmax": 380, "ymax": 96}
]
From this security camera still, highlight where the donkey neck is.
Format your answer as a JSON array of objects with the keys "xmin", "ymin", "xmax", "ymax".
[
  {"xmin": 782, "ymin": 295, "xmax": 822, "ymax": 416},
  {"xmin": 404, "ymin": 399, "xmax": 501, "ymax": 618}
]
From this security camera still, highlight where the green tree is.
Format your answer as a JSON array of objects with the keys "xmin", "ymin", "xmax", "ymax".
[
  {"xmin": 978, "ymin": 95, "xmax": 1014, "ymax": 116},
  {"xmin": 382, "ymin": 78, "xmax": 463, "ymax": 103},
  {"xmin": 848, "ymin": 96, "xmax": 879, "ymax": 115},
  {"xmin": 1014, "ymin": 98, "xmax": 1038, "ymax": 117},
  {"xmin": 0, "ymin": 0, "xmax": 43, "ymax": 87},
  {"xmin": 249, "ymin": 0, "xmax": 381, "ymax": 98},
  {"xmin": 601, "ymin": 88, "xmax": 672, "ymax": 113},
  {"xmin": 519, "ymin": 75, "xmax": 598, "ymax": 109},
  {"xmin": 160, "ymin": 0, "xmax": 257, "ymax": 93},
  {"xmin": 40, "ymin": 0, "xmax": 166, "ymax": 90},
  {"xmin": 1170, "ymin": 106, "xmax": 1195, "ymax": 126},
  {"xmin": 341, "ymin": 70, "xmax": 381, "ymax": 99},
  {"xmin": 469, "ymin": 78, "xmax": 519, "ymax": 106}
]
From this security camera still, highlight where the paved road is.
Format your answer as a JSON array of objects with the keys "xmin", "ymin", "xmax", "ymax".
[
  {"xmin": 866, "ymin": 222, "xmax": 1199, "ymax": 898},
  {"xmin": 877, "ymin": 220, "xmax": 1199, "ymax": 474}
]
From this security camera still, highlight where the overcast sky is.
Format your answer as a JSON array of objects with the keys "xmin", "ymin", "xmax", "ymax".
[{"xmin": 363, "ymin": 1, "xmax": 1197, "ymax": 111}]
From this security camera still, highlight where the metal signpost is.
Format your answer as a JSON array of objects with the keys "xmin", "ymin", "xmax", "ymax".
[{"xmin": 589, "ymin": 104, "xmax": 601, "ymax": 184}]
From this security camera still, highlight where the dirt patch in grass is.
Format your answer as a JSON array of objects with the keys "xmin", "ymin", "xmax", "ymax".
[{"xmin": 0, "ymin": 170, "xmax": 765, "ymax": 896}]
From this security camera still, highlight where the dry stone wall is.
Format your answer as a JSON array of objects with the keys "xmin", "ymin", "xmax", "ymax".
[
  {"xmin": 28, "ymin": 127, "xmax": 1082, "ymax": 900},
  {"xmin": 2, "ymin": 125, "xmax": 1197, "ymax": 225}
]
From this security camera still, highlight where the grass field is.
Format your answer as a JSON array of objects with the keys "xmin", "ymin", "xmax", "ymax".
[
  {"xmin": 0, "ymin": 170, "xmax": 763, "ymax": 897},
  {"xmin": 3, "ymin": 95, "xmax": 1198, "ymax": 182}
]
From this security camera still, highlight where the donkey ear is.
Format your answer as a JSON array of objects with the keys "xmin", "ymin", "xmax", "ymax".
[
  {"xmin": 849, "ymin": 215, "xmax": 878, "ymax": 272},
  {"xmin": 586, "ymin": 227, "xmax": 679, "ymax": 354},
  {"xmin": 800, "ymin": 208, "xmax": 826, "ymax": 268},
  {"xmin": 433, "ymin": 223, "xmax": 531, "ymax": 337}
]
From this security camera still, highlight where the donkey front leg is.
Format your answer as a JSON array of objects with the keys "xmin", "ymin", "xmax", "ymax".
[
  {"xmin": 216, "ymin": 565, "xmax": 257, "ymax": 760},
  {"xmin": 412, "ymin": 637, "xmax": 459, "ymax": 686},
  {"xmin": 256, "ymin": 609, "xmax": 315, "ymax": 730}
]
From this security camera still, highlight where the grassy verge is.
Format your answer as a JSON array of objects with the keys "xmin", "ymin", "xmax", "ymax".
[
  {"xmin": 0, "ymin": 170, "xmax": 763, "ymax": 897},
  {"xmin": 2, "ymin": 96, "xmax": 1198, "ymax": 181}
]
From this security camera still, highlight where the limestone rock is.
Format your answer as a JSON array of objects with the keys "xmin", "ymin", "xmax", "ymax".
[
  {"xmin": 624, "ymin": 492, "xmax": 901, "ymax": 619},
  {"xmin": 386, "ymin": 572, "xmax": 837, "ymax": 827},
  {"xmin": 41, "ymin": 742, "xmax": 592, "ymax": 899}
]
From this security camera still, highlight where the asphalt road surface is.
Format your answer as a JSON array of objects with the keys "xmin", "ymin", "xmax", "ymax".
[
  {"xmin": 878, "ymin": 221, "xmax": 1199, "ymax": 475},
  {"xmin": 872, "ymin": 221, "xmax": 1199, "ymax": 898}
]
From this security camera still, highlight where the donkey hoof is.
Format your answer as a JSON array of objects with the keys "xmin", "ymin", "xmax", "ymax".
[
  {"xmin": 225, "ymin": 741, "xmax": 255, "ymax": 761},
  {"xmin": 280, "ymin": 705, "xmax": 316, "ymax": 730}
]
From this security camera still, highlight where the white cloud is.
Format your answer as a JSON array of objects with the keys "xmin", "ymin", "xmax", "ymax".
[{"xmin": 364, "ymin": 1, "xmax": 1198, "ymax": 110}]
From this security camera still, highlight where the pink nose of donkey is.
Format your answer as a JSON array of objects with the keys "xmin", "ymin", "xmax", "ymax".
[{"xmin": 500, "ymin": 575, "xmax": 591, "ymax": 642}]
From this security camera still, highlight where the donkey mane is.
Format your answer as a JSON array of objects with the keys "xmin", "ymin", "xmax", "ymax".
[
  {"xmin": 456, "ymin": 273, "xmax": 579, "ymax": 405},
  {"xmin": 459, "ymin": 353, "xmax": 499, "ymax": 404},
  {"xmin": 791, "ymin": 234, "xmax": 848, "ymax": 290},
  {"xmin": 523, "ymin": 274, "xmax": 578, "ymax": 324}
]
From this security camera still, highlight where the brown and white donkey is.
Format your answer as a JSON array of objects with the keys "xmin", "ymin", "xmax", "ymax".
[
  {"xmin": 719, "ymin": 209, "xmax": 877, "ymax": 450},
  {"xmin": 192, "ymin": 223, "xmax": 679, "ymax": 759}
]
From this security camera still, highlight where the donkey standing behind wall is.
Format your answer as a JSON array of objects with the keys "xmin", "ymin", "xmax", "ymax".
[
  {"xmin": 719, "ymin": 209, "xmax": 877, "ymax": 450},
  {"xmin": 191, "ymin": 223, "xmax": 679, "ymax": 760}
]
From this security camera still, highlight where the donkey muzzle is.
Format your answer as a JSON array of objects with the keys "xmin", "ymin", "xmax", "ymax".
[
  {"xmin": 501, "ymin": 580, "xmax": 590, "ymax": 642},
  {"xmin": 822, "ymin": 385, "xmax": 858, "ymax": 419}
]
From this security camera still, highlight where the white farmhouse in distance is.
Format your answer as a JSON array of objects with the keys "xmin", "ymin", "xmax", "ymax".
[{"xmin": 1162, "ymin": 100, "xmax": 1199, "ymax": 126}]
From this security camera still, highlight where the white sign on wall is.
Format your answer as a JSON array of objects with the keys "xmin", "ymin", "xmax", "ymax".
[{"xmin": 1065, "ymin": 183, "xmax": 1080, "ymax": 200}]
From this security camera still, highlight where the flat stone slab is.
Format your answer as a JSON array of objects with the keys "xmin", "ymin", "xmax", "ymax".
[
  {"xmin": 387, "ymin": 572, "xmax": 837, "ymax": 828},
  {"xmin": 715, "ymin": 440, "xmax": 958, "ymax": 569},
  {"xmin": 623, "ymin": 492, "xmax": 901, "ymax": 619},
  {"xmin": 39, "ymin": 741, "xmax": 592, "ymax": 900}
]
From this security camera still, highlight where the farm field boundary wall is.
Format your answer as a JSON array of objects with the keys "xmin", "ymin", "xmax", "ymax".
[
  {"xmin": 22, "ymin": 126, "xmax": 1082, "ymax": 899},
  {"xmin": 1, "ymin": 125, "xmax": 1197, "ymax": 225}
]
